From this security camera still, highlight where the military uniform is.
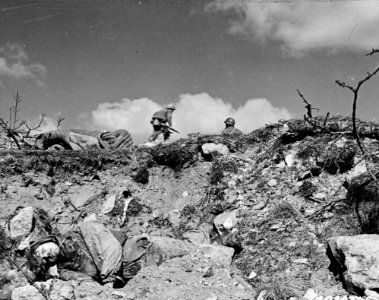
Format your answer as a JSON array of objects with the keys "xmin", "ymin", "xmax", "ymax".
[
  {"xmin": 222, "ymin": 126, "xmax": 243, "ymax": 136},
  {"xmin": 148, "ymin": 108, "xmax": 174, "ymax": 142}
]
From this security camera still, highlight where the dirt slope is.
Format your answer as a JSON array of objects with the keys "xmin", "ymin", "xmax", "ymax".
[{"xmin": 1, "ymin": 115, "xmax": 379, "ymax": 299}]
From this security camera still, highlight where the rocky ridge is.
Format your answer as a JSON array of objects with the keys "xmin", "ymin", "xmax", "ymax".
[{"xmin": 1, "ymin": 115, "xmax": 379, "ymax": 300}]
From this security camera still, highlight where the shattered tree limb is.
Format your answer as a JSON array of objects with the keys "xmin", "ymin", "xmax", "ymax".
[
  {"xmin": 336, "ymin": 49, "xmax": 379, "ymax": 188},
  {"xmin": 335, "ymin": 51, "xmax": 379, "ymax": 155},
  {"xmin": 297, "ymin": 89, "xmax": 319, "ymax": 119},
  {"xmin": 0, "ymin": 92, "xmax": 47, "ymax": 149}
]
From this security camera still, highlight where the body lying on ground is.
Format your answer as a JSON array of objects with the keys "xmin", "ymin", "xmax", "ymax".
[{"xmin": 34, "ymin": 129, "xmax": 133, "ymax": 151}]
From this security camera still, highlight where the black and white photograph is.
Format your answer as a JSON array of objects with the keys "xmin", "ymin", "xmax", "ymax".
[{"xmin": 1, "ymin": 0, "xmax": 379, "ymax": 299}]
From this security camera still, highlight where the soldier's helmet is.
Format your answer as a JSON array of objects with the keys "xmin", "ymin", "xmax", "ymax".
[
  {"xmin": 224, "ymin": 117, "xmax": 235, "ymax": 126},
  {"xmin": 167, "ymin": 104, "xmax": 176, "ymax": 110}
]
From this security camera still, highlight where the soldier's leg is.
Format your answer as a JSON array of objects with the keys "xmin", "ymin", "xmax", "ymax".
[
  {"xmin": 148, "ymin": 125, "xmax": 162, "ymax": 142},
  {"xmin": 163, "ymin": 128, "xmax": 171, "ymax": 141}
]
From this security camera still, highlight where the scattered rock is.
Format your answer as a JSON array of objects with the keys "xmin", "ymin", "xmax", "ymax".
[
  {"xmin": 201, "ymin": 143, "xmax": 229, "ymax": 157},
  {"xmin": 101, "ymin": 194, "xmax": 117, "ymax": 214},
  {"xmin": 293, "ymin": 258, "xmax": 308, "ymax": 265},
  {"xmin": 303, "ymin": 288, "xmax": 318, "ymax": 300},
  {"xmin": 68, "ymin": 186, "xmax": 102, "ymax": 209},
  {"xmin": 267, "ymin": 179, "xmax": 277, "ymax": 187},
  {"xmin": 11, "ymin": 279, "xmax": 75, "ymax": 300},
  {"xmin": 313, "ymin": 193, "xmax": 326, "ymax": 201},
  {"xmin": 195, "ymin": 244, "xmax": 235, "ymax": 268},
  {"xmin": 284, "ymin": 154, "xmax": 295, "ymax": 166},
  {"xmin": 365, "ymin": 289, "xmax": 379, "ymax": 299},
  {"xmin": 9, "ymin": 207, "xmax": 34, "ymax": 239},
  {"xmin": 83, "ymin": 213, "xmax": 97, "ymax": 222},
  {"xmin": 248, "ymin": 271, "xmax": 257, "ymax": 279}
]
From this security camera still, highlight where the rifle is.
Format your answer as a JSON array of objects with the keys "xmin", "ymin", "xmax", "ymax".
[{"xmin": 163, "ymin": 124, "xmax": 180, "ymax": 134}]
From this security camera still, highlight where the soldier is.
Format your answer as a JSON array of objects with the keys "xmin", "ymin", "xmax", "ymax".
[
  {"xmin": 148, "ymin": 104, "xmax": 176, "ymax": 142},
  {"xmin": 222, "ymin": 117, "xmax": 243, "ymax": 136}
]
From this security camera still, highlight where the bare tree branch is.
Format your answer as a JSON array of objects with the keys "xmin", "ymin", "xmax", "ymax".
[
  {"xmin": 0, "ymin": 92, "xmax": 49, "ymax": 149},
  {"xmin": 335, "ymin": 64, "xmax": 379, "ymax": 155},
  {"xmin": 24, "ymin": 113, "xmax": 47, "ymax": 137},
  {"xmin": 323, "ymin": 112, "xmax": 330, "ymax": 127},
  {"xmin": 366, "ymin": 49, "xmax": 379, "ymax": 56},
  {"xmin": 297, "ymin": 89, "xmax": 319, "ymax": 119},
  {"xmin": 56, "ymin": 116, "xmax": 65, "ymax": 129}
]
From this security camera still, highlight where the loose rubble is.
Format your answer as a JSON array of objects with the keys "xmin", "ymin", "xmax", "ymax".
[{"xmin": 1, "ymin": 116, "xmax": 379, "ymax": 299}]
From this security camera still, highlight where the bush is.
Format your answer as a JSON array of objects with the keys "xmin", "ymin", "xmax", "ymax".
[
  {"xmin": 150, "ymin": 144, "xmax": 197, "ymax": 172},
  {"xmin": 209, "ymin": 159, "xmax": 238, "ymax": 185},
  {"xmin": 133, "ymin": 165, "xmax": 149, "ymax": 184},
  {"xmin": 271, "ymin": 202, "xmax": 297, "ymax": 219},
  {"xmin": 318, "ymin": 145, "xmax": 356, "ymax": 174}
]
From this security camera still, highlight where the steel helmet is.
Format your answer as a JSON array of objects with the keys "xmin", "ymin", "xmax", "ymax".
[
  {"xmin": 167, "ymin": 103, "xmax": 176, "ymax": 110},
  {"xmin": 224, "ymin": 117, "xmax": 235, "ymax": 126}
]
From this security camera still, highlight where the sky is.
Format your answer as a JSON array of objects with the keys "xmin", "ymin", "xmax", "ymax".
[{"xmin": 0, "ymin": 0, "xmax": 379, "ymax": 142}]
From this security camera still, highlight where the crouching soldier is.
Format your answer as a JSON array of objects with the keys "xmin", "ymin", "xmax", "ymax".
[
  {"xmin": 222, "ymin": 117, "xmax": 243, "ymax": 136},
  {"xmin": 148, "ymin": 104, "xmax": 176, "ymax": 142}
]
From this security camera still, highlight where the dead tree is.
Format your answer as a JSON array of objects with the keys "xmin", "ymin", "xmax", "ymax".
[
  {"xmin": 56, "ymin": 116, "xmax": 65, "ymax": 129},
  {"xmin": 335, "ymin": 49, "xmax": 379, "ymax": 190},
  {"xmin": 335, "ymin": 50, "xmax": 379, "ymax": 156},
  {"xmin": 0, "ymin": 92, "xmax": 46, "ymax": 149},
  {"xmin": 297, "ymin": 89, "xmax": 319, "ymax": 119}
]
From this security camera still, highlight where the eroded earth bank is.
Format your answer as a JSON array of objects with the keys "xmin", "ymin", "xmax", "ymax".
[{"xmin": 2, "ymin": 116, "xmax": 379, "ymax": 300}]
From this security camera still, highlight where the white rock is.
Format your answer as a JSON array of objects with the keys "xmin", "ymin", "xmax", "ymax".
[
  {"xmin": 83, "ymin": 213, "xmax": 97, "ymax": 222},
  {"xmin": 346, "ymin": 160, "xmax": 367, "ymax": 181},
  {"xmin": 334, "ymin": 137, "xmax": 349, "ymax": 148},
  {"xmin": 365, "ymin": 289, "xmax": 379, "ymax": 299},
  {"xmin": 313, "ymin": 193, "xmax": 326, "ymax": 200},
  {"xmin": 68, "ymin": 186, "xmax": 100, "ymax": 208},
  {"xmin": 11, "ymin": 279, "xmax": 75, "ymax": 300},
  {"xmin": 267, "ymin": 179, "xmax": 277, "ymax": 187},
  {"xmin": 17, "ymin": 235, "xmax": 31, "ymax": 251},
  {"xmin": 285, "ymin": 154, "xmax": 295, "ymax": 166},
  {"xmin": 10, "ymin": 207, "xmax": 34, "ymax": 239},
  {"xmin": 195, "ymin": 244, "xmax": 235, "ymax": 268},
  {"xmin": 270, "ymin": 224, "xmax": 281, "ymax": 231},
  {"xmin": 293, "ymin": 258, "xmax": 308, "ymax": 265},
  {"xmin": 327, "ymin": 235, "xmax": 379, "ymax": 293},
  {"xmin": 101, "ymin": 194, "xmax": 117, "ymax": 214},
  {"xmin": 182, "ymin": 191, "xmax": 189, "ymax": 197},
  {"xmin": 201, "ymin": 143, "xmax": 229, "ymax": 156},
  {"xmin": 168, "ymin": 209, "xmax": 181, "ymax": 227},
  {"xmin": 303, "ymin": 288, "xmax": 318, "ymax": 300},
  {"xmin": 248, "ymin": 271, "xmax": 257, "ymax": 279}
]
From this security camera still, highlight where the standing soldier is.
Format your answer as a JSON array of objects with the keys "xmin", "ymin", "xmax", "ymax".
[
  {"xmin": 222, "ymin": 117, "xmax": 243, "ymax": 136},
  {"xmin": 148, "ymin": 104, "xmax": 176, "ymax": 142}
]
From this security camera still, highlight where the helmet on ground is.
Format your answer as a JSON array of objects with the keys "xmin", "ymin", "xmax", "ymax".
[
  {"xmin": 224, "ymin": 117, "xmax": 235, "ymax": 126},
  {"xmin": 167, "ymin": 104, "xmax": 176, "ymax": 110}
]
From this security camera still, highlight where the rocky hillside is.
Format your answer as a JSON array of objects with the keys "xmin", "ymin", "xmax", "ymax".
[{"xmin": 1, "ymin": 115, "xmax": 379, "ymax": 300}]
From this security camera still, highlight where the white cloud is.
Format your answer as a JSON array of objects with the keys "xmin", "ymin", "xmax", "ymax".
[
  {"xmin": 206, "ymin": 0, "xmax": 379, "ymax": 55},
  {"xmin": 90, "ymin": 93, "xmax": 291, "ymax": 143},
  {"xmin": 0, "ymin": 43, "xmax": 46, "ymax": 83}
]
